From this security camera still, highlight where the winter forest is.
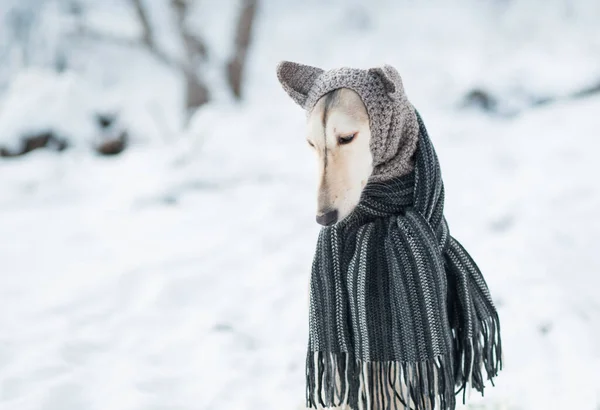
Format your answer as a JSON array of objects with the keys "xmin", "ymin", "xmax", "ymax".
[{"xmin": 1, "ymin": 0, "xmax": 599, "ymax": 409}]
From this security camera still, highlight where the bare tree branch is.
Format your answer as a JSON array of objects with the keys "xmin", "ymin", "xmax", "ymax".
[
  {"xmin": 170, "ymin": 0, "xmax": 209, "ymax": 111},
  {"xmin": 128, "ymin": 0, "xmax": 185, "ymax": 68},
  {"xmin": 74, "ymin": 25, "xmax": 179, "ymax": 68},
  {"xmin": 185, "ymin": 34, "xmax": 207, "ymax": 60},
  {"xmin": 170, "ymin": 0, "xmax": 208, "ymax": 65},
  {"xmin": 74, "ymin": 0, "xmax": 211, "ymax": 115},
  {"xmin": 72, "ymin": 0, "xmax": 178, "ymax": 69},
  {"xmin": 130, "ymin": 0, "xmax": 155, "ymax": 48},
  {"xmin": 227, "ymin": 0, "xmax": 258, "ymax": 99}
]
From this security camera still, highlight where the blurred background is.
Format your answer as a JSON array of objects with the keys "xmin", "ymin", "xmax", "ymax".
[{"xmin": 1, "ymin": 0, "xmax": 599, "ymax": 409}]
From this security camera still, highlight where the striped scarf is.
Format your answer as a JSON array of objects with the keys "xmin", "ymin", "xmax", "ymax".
[{"xmin": 306, "ymin": 113, "xmax": 502, "ymax": 410}]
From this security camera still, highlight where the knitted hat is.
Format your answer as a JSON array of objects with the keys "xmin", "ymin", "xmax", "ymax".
[{"xmin": 276, "ymin": 61, "xmax": 419, "ymax": 181}]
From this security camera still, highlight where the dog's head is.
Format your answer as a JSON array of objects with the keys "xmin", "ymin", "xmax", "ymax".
[
  {"xmin": 304, "ymin": 88, "xmax": 372, "ymax": 226},
  {"xmin": 277, "ymin": 61, "xmax": 409, "ymax": 226}
]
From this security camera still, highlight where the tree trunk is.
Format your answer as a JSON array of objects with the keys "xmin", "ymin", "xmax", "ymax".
[
  {"xmin": 185, "ymin": 70, "xmax": 210, "ymax": 111},
  {"xmin": 171, "ymin": 0, "xmax": 210, "ymax": 113},
  {"xmin": 227, "ymin": 0, "xmax": 258, "ymax": 100}
]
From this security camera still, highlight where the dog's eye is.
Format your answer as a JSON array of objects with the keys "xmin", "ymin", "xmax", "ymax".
[
  {"xmin": 307, "ymin": 139, "xmax": 315, "ymax": 148},
  {"xmin": 338, "ymin": 133, "xmax": 356, "ymax": 145}
]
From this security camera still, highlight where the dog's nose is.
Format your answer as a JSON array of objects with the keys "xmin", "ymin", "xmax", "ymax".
[{"xmin": 316, "ymin": 209, "xmax": 338, "ymax": 226}]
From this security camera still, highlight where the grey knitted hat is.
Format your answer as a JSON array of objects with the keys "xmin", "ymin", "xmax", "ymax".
[{"xmin": 276, "ymin": 61, "xmax": 419, "ymax": 181}]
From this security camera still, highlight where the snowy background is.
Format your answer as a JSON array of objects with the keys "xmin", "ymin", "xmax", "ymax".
[{"xmin": 1, "ymin": 0, "xmax": 600, "ymax": 409}]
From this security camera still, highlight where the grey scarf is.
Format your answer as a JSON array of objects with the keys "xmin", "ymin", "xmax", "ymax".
[{"xmin": 306, "ymin": 113, "xmax": 501, "ymax": 410}]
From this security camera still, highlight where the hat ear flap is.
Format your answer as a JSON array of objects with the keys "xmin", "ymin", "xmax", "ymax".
[
  {"xmin": 369, "ymin": 64, "xmax": 405, "ymax": 100},
  {"xmin": 276, "ymin": 61, "xmax": 324, "ymax": 108}
]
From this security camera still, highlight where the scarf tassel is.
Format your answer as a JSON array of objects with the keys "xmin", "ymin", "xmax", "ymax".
[
  {"xmin": 306, "ymin": 352, "xmax": 457, "ymax": 410},
  {"xmin": 453, "ymin": 313, "xmax": 503, "ymax": 403}
]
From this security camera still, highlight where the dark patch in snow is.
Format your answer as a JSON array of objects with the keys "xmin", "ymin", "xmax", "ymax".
[
  {"xmin": 95, "ymin": 131, "xmax": 128, "ymax": 156},
  {"xmin": 538, "ymin": 322, "xmax": 553, "ymax": 335},
  {"xmin": 213, "ymin": 323, "xmax": 233, "ymax": 332},
  {"xmin": 161, "ymin": 195, "xmax": 178, "ymax": 205},
  {"xmin": 462, "ymin": 79, "xmax": 600, "ymax": 117},
  {"xmin": 490, "ymin": 214, "xmax": 515, "ymax": 232},
  {"xmin": 96, "ymin": 113, "xmax": 117, "ymax": 129},
  {"xmin": 0, "ymin": 130, "xmax": 68, "ymax": 157},
  {"xmin": 463, "ymin": 89, "xmax": 499, "ymax": 112}
]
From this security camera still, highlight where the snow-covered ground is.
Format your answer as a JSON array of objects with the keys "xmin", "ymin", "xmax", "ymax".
[{"xmin": 1, "ymin": 1, "xmax": 600, "ymax": 409}]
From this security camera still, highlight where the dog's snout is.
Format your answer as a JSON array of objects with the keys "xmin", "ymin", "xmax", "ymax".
[{"xmin": 316, "ymin": 209, "xmax": 338, "ymax": 226}]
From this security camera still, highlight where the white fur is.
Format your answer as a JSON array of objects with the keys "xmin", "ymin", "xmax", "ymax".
[{"xmin": 306, "ymin": 88, "xmax": 373, "ymax": 223}]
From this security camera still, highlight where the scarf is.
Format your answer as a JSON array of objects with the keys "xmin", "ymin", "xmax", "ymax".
[{"xmin": 306, "ymin": 113, "xmax": 502, "ymax": 410}]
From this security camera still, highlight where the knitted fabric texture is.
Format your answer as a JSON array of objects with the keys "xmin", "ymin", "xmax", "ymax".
[
  {"xmin": 277, "ymin": 62, "xmax": 419, "ymax": 181},
  {"xmin": 276, "ymin": 62, "xmax": 502, "ymax": 409}
]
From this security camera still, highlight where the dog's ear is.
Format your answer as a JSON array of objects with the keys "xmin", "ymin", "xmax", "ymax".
[
  {"xmin": 276, "ymin": 61, "xmax": 324, "ymax": 108},
  {"xmin": 369, "ymin": 65, "xmax": 404, "ymax": 100}
]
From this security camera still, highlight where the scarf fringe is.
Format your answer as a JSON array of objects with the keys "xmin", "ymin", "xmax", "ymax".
[
  {"xmin": 306, "ymin": 353, "xmax": 456, "ymax": 410},
  {"xmin": 306, "ymin": 313, "xmax": 502, "ymax": 409},
  {"xmin": 453, "ymin": 314, "xmax": 502, "ymax": 403}
]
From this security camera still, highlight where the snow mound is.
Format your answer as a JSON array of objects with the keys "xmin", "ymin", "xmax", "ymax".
[{"xmin": 0, "ymin": 69, "xmax": 113, "ymax": 152}]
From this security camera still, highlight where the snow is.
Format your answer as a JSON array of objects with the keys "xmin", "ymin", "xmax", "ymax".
[
  {"xmin": 0, "ymin": 69, "xmax": 107, "ymax": 150},
  {"xmin": 1, "ymin": 1, "xmax": 600, "ymax": 409}
]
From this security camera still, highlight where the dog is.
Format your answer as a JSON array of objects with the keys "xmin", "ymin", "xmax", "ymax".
[
  {"xmin": 306, "ymin": 88, "xmax": 373, "ymax": 226},
  {"xmin": 283, "ymin": 63, "xmax": 502, "ymax": 410}
]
